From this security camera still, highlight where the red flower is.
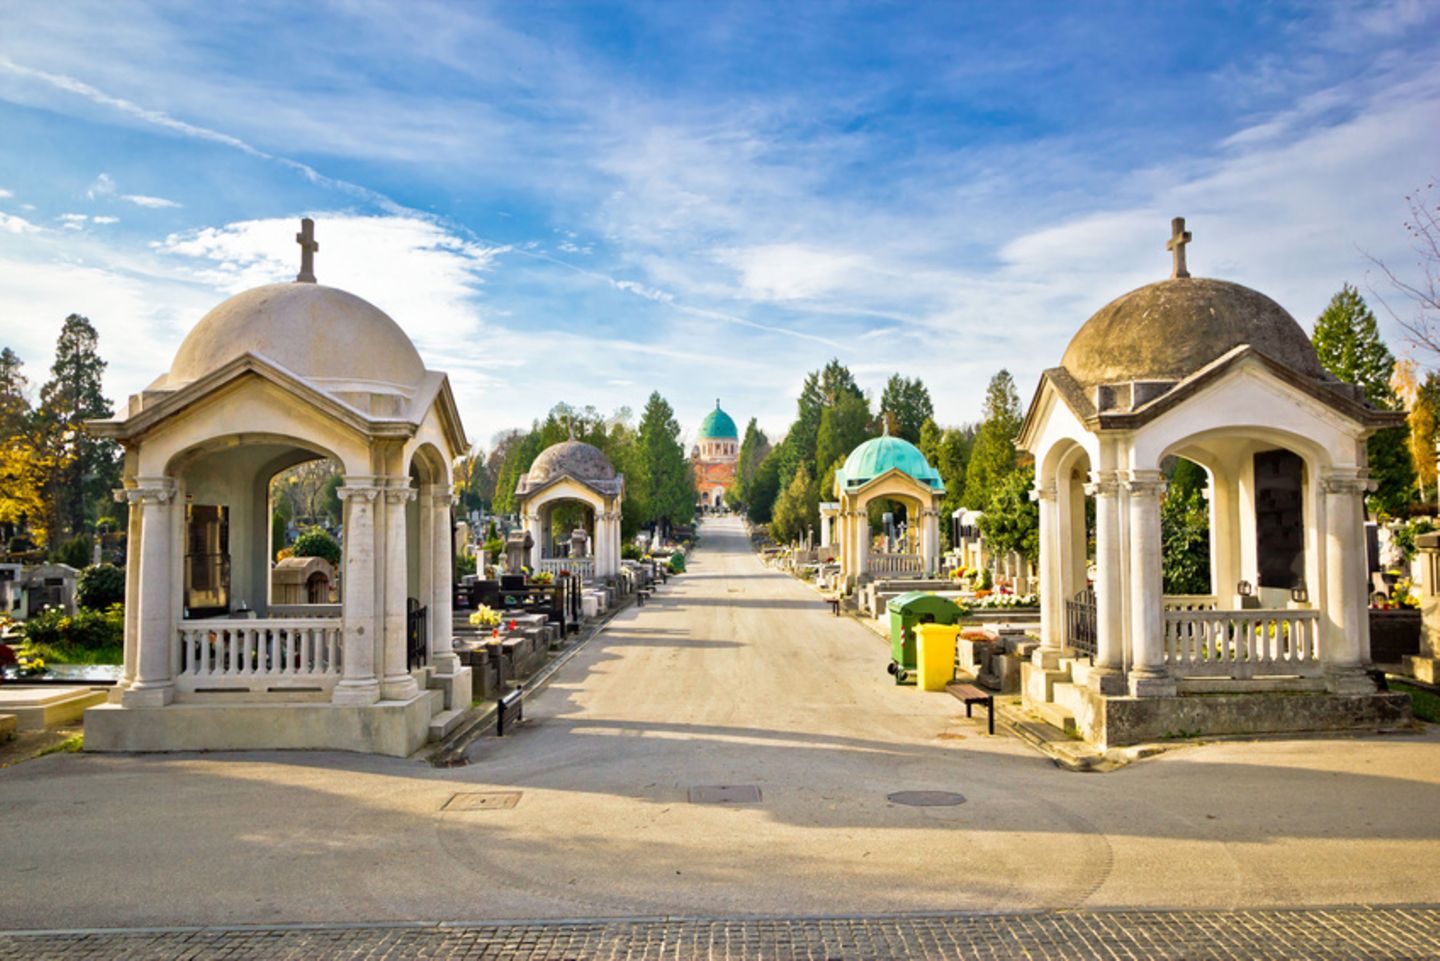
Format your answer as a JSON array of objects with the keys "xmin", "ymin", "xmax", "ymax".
[
  {"xmin": 508, "ymin": 620, "xmax": 517, "ymax": 631},
  {"xmin": 0, "ymin": 643, "xmax": 16, "ymax": 668}
]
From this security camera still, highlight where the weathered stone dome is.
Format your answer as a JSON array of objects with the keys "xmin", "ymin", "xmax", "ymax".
[
  {"xmin": 527, "ymin": 440, "xmax": 617, "ymax": 486},
  {"xmin": 165, "ymin": 283, "xmax": 427, "ymax": 393},
  {"xmin": 1060, "ymin": 277, "xmax": 1325, "ymax": 389}
]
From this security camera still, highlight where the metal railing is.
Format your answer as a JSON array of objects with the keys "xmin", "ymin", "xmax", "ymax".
[{"xmin": 1065, "ymin": 587, "xmax": 1097, "ymax": 660}]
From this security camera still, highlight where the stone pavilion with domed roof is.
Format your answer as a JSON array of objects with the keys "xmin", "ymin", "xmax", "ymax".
[
  {"xmin": 514, "ymin": 437, "xmax": 624, "ymax": 581},
  {"xmin": 1018, "ymin": 218, "xmax": 1410, "ymax": 747},
  {"xmin": 692, "ymin": 400, "xmax": 739, "ymax": 509},
  {"xmin": 82, "ymin": 219, "xmax": 471, "ymax": 757},
  {"xmin": 831, "ymin": 425, "xmax": 945, "ymax": 588}
]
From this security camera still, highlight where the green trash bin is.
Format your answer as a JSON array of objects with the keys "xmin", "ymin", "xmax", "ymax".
[{"xmin": 886, "ymin": 592, "xmax": 962, "ymax": 684}]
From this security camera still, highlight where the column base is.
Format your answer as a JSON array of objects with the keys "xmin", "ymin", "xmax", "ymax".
[
  {"xmin": 121, "ymin": 682, "xmax": 174, "ymax": 708},
  {"xmin": 431, "ymin": 652, "xmax": 461, "ymax": 676},
  {"xmin": 381, "ymin": 674, "xmax": 420, "ymax": 701},
  {"xmin": 1325, "ymin": 666, "xmax": 1378, "ymax": 695},
  {"xmin": 1404, "ymin": 656, "xmax": 1440, "ymax": 686},
  {"xmin": 1127, "ymin": 671, "xmax": 1177, "ymax": 697},
  {"xmin": 331, "ymin": 678, "xmax": 381, "ymax": 706},
  {"xmin": 1031, "ymin": 647, "xmax": 1062, "ymax": 670},
  {"xmin": 1087, "ymin": 666, "xmax": 1126, "ymax": 695}
]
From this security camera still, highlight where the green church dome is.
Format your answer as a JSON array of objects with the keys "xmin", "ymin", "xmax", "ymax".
[
  {"xmin": 698, "ymin": 399, "xmax": 738, "ymax": 439},
  {"xmin": 836, "ymin": 431, "xmax": 944, "ymax": 493}
]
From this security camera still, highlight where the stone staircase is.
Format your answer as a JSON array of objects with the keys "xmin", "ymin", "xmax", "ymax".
[
  {"xmin": 1026, "ymin": 654, "xmax": 1097, "ymax": 737},
  {"xmin": 408, "ymin": 663, "xmax": 473, "ymax": 742}
]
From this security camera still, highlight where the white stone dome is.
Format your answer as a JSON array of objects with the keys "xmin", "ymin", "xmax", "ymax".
[{"xmin": 165, "ymin": 282, "xmax": 426, "ymax": 393}]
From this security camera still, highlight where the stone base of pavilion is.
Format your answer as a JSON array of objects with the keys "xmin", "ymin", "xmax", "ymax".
[
  {"xmin": 1404, "ymin": 656, "xmax": 1440, "ymax": 685},
  {"xmin": 84, "ymin": 688, "xmax": 448, "ymax": 757},
  {"xmin": 1022, "ymin": 657, "xmax": 1411, "ymax": 750}
]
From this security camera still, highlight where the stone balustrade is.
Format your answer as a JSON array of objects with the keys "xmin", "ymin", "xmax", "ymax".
[
  {"xmin": 1162, "ymin": 594, "xmax": 1220, "ymax": 611},
  {"xmin": 537, "ymin": 557, "xmax": 594, "ymax": 580},
  {"xmin": 1162, "ymin": 608, "xmax": 1322, "ymax": 679},
  {"xmin": 175, "ymin": 618, "xmax": 343, "ymax": 693},
  {"xmin": 870, "ymin": 553, "xmax": 923, "ymax": 576}
]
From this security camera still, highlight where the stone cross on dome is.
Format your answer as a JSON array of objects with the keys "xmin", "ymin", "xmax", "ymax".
[
  {"xmin": 1167, "ymin": 216, "xmax": 1192, "ymax": 279},
  {"xmin": 295, "ymin": 217, "xmax": 319, "ymax": 283}
]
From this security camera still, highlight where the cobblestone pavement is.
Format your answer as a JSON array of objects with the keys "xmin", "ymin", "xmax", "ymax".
[{"xmin": 4, "ymin": 907, "xmax": 1440, "ymax": 960}]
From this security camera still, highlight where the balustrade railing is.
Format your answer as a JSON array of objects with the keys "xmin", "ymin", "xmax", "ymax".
[
  {"xmin": 870, "ymin": 553, "xmax": 923, "ymax": 576},
  {"xmin": 1163, "ymin": 594, "xmax": 1220, "ymax": 611},
  {"xmin": 176, "ymin": 618, "xmax": 342, "ymax": 692},
  {"xmin": 538, "ymin": 557, "xmax": 594, "ymax": 580},
  {"xmin": 1162, "ymin": 608, "xmax": 1322, "ymax": 679}
]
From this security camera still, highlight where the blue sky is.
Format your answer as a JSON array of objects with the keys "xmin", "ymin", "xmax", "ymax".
[{"xmin": 1, "ymin": 1, "xmax": 1438, "ymax": 450}]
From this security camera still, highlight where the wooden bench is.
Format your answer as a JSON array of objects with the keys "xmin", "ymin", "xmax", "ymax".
[
  {"xmin": 496, "ymin": 687, "xmax": 524, "ymax": 737},
  {"xmin": 637, "ymin": 589, "xmax": 652, "ymax": 606},
  {"xmin": 949, "ymin": 682, "xmax": 995, "ymax": 735},
  {"xmin": 827, "ymin": 597, "xmax": 841, "ymax": 616}
]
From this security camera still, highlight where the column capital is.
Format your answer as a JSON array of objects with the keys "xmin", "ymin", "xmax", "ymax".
[
  {"xmin": 337, "ymin": 484, "xmax": 383, "ymax": 503},
  {"xmin": 121, "ymin": 479, "xmax": 177, "ymax": 505},
  {"xmin": 1122, "ymin": 469, "xmax": 1167, "ymax": 498},
  {"xmin": 1029, "ymin": 483, "xmax": 1058, "ymax": 502},
  {"xmin": 1321, "ymin": 469, "xmax": 1375, "ymax": 496},
  {"xmin": 1083, "ymin": 469, "xmax": 1122, "ymax": 498},
  {"xmin": 383, "ymin": 486, "xmax": 417, "ymax": 505}
]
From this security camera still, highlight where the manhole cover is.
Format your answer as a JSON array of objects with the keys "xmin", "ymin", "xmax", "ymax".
[
  {"xmin": 887, "ymin": 790, "xmax": 966, "ymax": 807},
  {"xmin": 689, "ymin": 784, "xmax": 762, "ymax": 804},
  {"xmin": 443, "ymin": 791, "xmax": 522, "ymax": 811}
]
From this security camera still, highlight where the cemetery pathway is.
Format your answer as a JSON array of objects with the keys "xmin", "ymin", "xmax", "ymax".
[{"xmin": 1, "ymin": 514, "xmax": 1440, "ymax": 935}]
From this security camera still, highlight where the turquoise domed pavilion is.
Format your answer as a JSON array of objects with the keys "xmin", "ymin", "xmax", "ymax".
[{"xmin": 829, "ymin": 424, "xmax": 944, "ymax": 588}]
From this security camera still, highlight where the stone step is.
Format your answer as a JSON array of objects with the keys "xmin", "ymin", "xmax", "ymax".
[
  {"xmin": 1033, "ymin": 700, "xmax": 1077, "ymax": 736},
  {"xmin": 1052, "ymin": 680, "xmax": 1084, "ymax": 716},
  {"xmin": 427, "ymin": 708, "xmax": 467, "ymax": 741},
  {"xmin": 1067, "ymin": 658, "xmax": 1094, "ymax": 688},
  {"xmin": 1034, "ymin": 667, "xmax": 1071, "ymax": 701}
]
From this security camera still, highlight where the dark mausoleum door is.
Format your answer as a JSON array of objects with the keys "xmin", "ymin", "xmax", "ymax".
[{"xmin": 1254, "ymin": 449, "xmax": 1305, "ymax": 590}]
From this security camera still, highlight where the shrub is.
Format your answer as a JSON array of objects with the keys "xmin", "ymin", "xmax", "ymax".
[
  {"xmin": 291, "ymin": 527, "xmax": 341, "ymax": 567},
  {"xmin": 53, "ymin": 533, "xmax": 92, "ymax": 569},
  {"xmin": 622, "ymin": 543, "xmax": 643, "ymax": 561},
  {"xmin": 77, "ymin": 563, "xmax": 125, "ymax": 610},
  {"xmin": 482, "ymin": 537, "xmax": 504, "ymax": 561},
  {"xmin": 455, "ymin": 553, "xmax": 477, "ymax": 578},
  {"xmin": 19, "ymin": 604, "xmax": 124, "ymax": 663}
]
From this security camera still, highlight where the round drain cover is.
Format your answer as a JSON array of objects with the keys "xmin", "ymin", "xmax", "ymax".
[{"xmin": 887, "ymin": 790, "xmax": 966, "ymax": 807}]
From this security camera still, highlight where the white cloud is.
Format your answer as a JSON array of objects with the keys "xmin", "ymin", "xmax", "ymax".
[
  {"xmin": 59, "ymin": 212, "xmax": 87, "ymax": 222},
  {"xmin": 0, "ymin": 187, "xmax": 11, "ymax": 199},
  {"xmin": 91, "ymin": 215, "xmax": 118, "ymax": 224},
  {"xmin": 121, "ymin": 193, "xmax": 180, "ymax": 209},
  {"xmin": 86, "ymin": 172, "xmax": 114, "ymax": 199},
  {"xmin": 0, "ymin": 212, "xmax": 39, "ymax": 233}
]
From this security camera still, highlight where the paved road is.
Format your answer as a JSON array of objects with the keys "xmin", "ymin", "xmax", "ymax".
[{"xmin": 2, "ymin": 516, "xmax": 1439, "ymax": 937}]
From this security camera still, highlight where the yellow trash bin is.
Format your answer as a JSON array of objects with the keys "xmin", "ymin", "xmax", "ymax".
[{"xmin": 914, "ymin": 623, "xmax": 960, "ymax": 692}]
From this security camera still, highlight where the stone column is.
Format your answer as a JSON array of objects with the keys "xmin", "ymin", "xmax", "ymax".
[
  {"xmin": 430, "ymin": 486, "xmax": 460, "ymax": 676},
  {"xmin": 1085, "ymin": 470, "xmax": 1126, "ymax": 693},
  {"xmin": 122, "ymin": 479, "xmax": 177, "ymax": 708},
  {"xmin": 1322, "ymin": 470, "xmax": 1377, "ymax": 693},
  {"xmin": 114, "ymin": 486, "xmax": 142, "ymax": 691},
  {"xmin": 523, "ymin": 510, "xmax": 543, "ymax": 570},
  {"xmin": 920, "ymin": 506, "xmax": 940, "ymax": 574},
  {"xmin": 854, "ymin": 509, "xmax": 870, "ymax": 581},
  {"xmin": 604, "ymin": 510, "xmax": 622, "ymax": 579},
  {"xmin": 333, "ymin": 481, "xmax": 382, "ymax": 705},
  {"xmin": 1124, "ymin": 470, "xmax": 1173, "ymax": 696},
  {"xmin": 1031, "ymin": 483, "xmax": 1062, "ymax": 662},
  {"xmin": 381, "ymin": 484, "xmax": 419, "ymax": 700}
]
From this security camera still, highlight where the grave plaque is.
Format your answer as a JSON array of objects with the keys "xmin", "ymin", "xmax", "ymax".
[{"xmin": 1254, "ymin": 449, "xmax": 1304, "ymax": 589}]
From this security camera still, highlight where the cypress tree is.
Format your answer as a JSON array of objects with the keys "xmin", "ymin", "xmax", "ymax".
[{"xmin": 962, "ymin": 370, "xmax": 1022, "ymax": 509}]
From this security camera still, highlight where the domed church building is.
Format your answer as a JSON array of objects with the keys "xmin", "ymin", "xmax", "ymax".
[
  {"xmin": 83, "ymin": 219, "xmax": 471, "ymax": 757},
  {"xmin": 692, "ymin": 399, "xmax": 739, "ymax": 510},
  {"xmin": 1018, "ymin": 218, "xmax": 1410, "ymax": 747}
]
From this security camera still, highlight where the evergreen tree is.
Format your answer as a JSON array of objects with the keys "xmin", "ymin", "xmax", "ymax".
[
  {"xmin": 919, "ymin": 418, "xmax": 974, "ymax": 546},
  {"xmin": 636, "ymin": 391, "xmax": 695, "ymax": 537},
  {"xmin": 0, "ymin": 347, "xmax": 29, "ymax": 437},
  {"xmin": 1311, "ymin": 285, "xmax": 1416, "ymax": 514},
  {"xmin": 878, "ymin": 375, "xmax": 933, "ymax": 443},
  {"xmin": 729, "ymin": 418, "xmax": 770, "ymax": 510},
  {"xmin": 976, "ymin": 469, "xmax": 1039, "ymax": 564},
  {"xmin": 746, "ymin": 449, "xmax": 782, "ymax": 524},
  {"xmin": 814, "ymin": 391, "xmax": 872, "ymax": 480},
  {"xmin": 1162, "ymin": 458, "xmax": 1211, "ymax": 594},
  {"xmin": 770, "ymin": 463, "xmax": 818, "ymax": 544},
  {"xmin": 778, "ymin": 360, "xmax": 865, "ymax": 489},
  {"xmin": 962, "ymin": 369, "xmax": 1022, "ymax": 509},
  {"xmin": 38, "ymin": 315, "xmax": 119, "ymax": 546}
]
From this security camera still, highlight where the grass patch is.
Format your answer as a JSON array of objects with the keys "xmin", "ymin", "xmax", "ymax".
[
  {"xmin": 1390, "ymin": 681, "xmax": 1440, "ymax": 723},
  {"xmin": 22, "ymin": 641, "xmax": 123, "ymax": 666},
  {"xmin": 35, "ymin": 734, "xmax": 83, "ymax": 757}
]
